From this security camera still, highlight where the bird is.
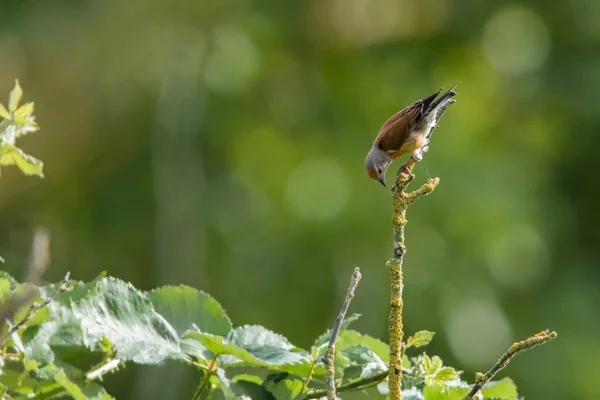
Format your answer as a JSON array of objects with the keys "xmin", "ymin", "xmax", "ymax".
[{"xmin": 365, "ymin": 83, "xmax": 459, "ymax": 186}]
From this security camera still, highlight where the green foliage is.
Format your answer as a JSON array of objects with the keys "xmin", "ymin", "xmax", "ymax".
[
  {"xmin": 0, "ymin": 80, "xmax": 43, "ymax": 177},
  {"xmin": 0, "ymin": 273, "xmax": 522, "ymax": 399}
]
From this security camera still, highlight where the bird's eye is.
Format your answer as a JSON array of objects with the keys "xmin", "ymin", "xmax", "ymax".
[{"xmin": 377, "ymin": 168, "xmax": 382, "ymax": 174}]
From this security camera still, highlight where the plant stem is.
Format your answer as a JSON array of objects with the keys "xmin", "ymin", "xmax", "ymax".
[
  {"xmin": 463, "ymin": 329, "xmax": 557, "ymax": 400},
  {"xmin": 324, "ymin": 267, "xmax": 362, "ymax": 400},
  {"xmin": 388, "ymin": 162, "xmax": 439, "ymax": 400},
  {"xmin": 192, "ymin": 354, "xmax": 218, "ymax": 400}
]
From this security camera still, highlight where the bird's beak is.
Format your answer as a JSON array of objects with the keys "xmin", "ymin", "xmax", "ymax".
[{"xmin": 378, "ymin": 176, "xmax": 386, "ymax": 187}]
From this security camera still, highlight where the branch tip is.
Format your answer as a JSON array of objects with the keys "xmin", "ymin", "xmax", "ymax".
[{"xmin": 325, "ymin": 267, "xmax": 362, "ymax": 400}]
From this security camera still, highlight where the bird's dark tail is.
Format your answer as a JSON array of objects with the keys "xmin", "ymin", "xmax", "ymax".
[{"xmin": 428, "ymin": 82, "xmax": 460, "ymax": 111}]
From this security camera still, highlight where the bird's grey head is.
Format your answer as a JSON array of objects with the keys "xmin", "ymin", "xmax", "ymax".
[{"xmin": 365, "ymin": 147, "xmax": 392, "ymax": 186}]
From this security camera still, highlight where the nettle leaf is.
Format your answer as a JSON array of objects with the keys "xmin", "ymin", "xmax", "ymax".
[
  {"xmin": 149, "ymin": 285, "xmax": 232, "ymax": 336},
  {"xmin": 71, "ymin": 277, "xmax": 181, "ymax": 364},
  {"xmin": 481, "ymin": 378, "xmax": 518, "ymax": 399},
  {"xmin": 263, "ymin": 373, "xmax": 305, "ymax": 400},
  {"xmin": 407, "ymin": 331, "xmax": 435, "ymax": 349}
]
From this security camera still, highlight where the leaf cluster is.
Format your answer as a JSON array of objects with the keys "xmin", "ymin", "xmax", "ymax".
[{"xmin": 0, "ymin": 274, "xmax": 520, "ymax": 400}]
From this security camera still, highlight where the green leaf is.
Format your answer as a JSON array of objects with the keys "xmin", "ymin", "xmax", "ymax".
[
  {"xmin": 342, "ymin": 345, "xmax": 386, "ymax": 378},
  {"xmin": 149, "ymin": 285, "xmax": 232, "ymax": 336},
  {"xmin": 423, "ymin": 383, "xmax": 470, "ymax": 400},
  {"xmin": 0, "ymin": 103, "xmax": 9, "ymax": 119},
  {"xmin": 407, "ymin": 331, "xmax": 435, "ymax": 349},
  {"xmin": 402, "ymin": 387, "xmax": 426, "ymax": 400},
  {"xmin": 184, "ymin": 331, "xmax": 264, "ymax": 366},
  {"xmin": 14, "ymin": 102, "xmax": 34, "ymax": 118},
  {"xmin": 0, "ymin": 278, "xmax": 11, "ymax": 301},
  {"xmin": 71, "ymin": 277, "xmax": 181, "ymax": 364},
  {"xmin": 231, "ymin": 379, "xmax": 276, "ymax": 399},
  {"xmin": 312, "ymin": 313, "xmax": 361, "ymax": 348},
  {"xmin": 335, "ymin": 329, "xmax": 390, "ymax": 363},
  {"xmin": 0, "ymin": 144, "xmax": 43, "ymax": 177},
  {"xmin": 481, "ymin": 378, "xmax": 518, "ymax": 400},
  {"xmin": 52, "ymin": 367, "xmax": 115, "ymax": 400},
  {"xmin": 233, "ymin": 374, "xmax": 263, "ymax": 385},
  {"xmin": 8, "ymin": 79, "xmax": 23, "ymax": 112},
  {"xmin": 263, "ymin": 373, "xmax": 305, "ymax": 400},
  {"xmin": 227, "ymin": 325, "xmax": 310, "ymax": 366}
]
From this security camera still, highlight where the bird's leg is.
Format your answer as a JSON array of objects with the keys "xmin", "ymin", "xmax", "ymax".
[{"xmin": 397, "ymin": 157, "xmax": 417, "ymax": 182}]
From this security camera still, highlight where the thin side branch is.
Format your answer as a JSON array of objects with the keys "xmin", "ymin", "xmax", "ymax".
[
  {"xmin": 304, "ymin": 371, "xmax": 386, "ymax": 400},
  {"xmin": 324, "ymin": 267, "xmax": 362, "ymax": 400},
  {"xmin": 388, "ymin": 161, "xmax": 439, "ymax": 400},
  {"xmin": 0, "ymin": 271, "xmax": 71, "ymax": 347},
  {"xmin": 303, "ymin": 367, "xmax": 414, "ymax": 399},
  {"xmin": 463, "ymin": 329, "xmax": 557, "ymax": 400}
]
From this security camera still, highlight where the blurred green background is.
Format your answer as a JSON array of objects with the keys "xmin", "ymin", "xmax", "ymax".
[{"xmin": 0, "ymin": 0, "xmax": 596, "ymax": 398}]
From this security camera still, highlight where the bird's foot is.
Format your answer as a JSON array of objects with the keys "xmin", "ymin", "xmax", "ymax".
[{"xmin": 397, "ymin": 158, "xmax": 417, "ymax": 183}]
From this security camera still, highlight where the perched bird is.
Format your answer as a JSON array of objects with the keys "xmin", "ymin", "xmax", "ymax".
[{"xmin": 365, "ymin": 84, "xmax": 459, "ymax": 186}]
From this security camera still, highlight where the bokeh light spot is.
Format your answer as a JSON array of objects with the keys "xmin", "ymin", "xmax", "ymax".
[
  {"xmin": 204, "ymin": 25, "xmax": 260, "ymax": 95},
  {"xmin": 445, "ymin": 297, "xmax": 512, "ymax": 368},
  {"xmin": 487, "ymin": 225, "xmax": 549, "ymax": 290},
  {"xmin": 482, "ymin": 7, "xmax": 551, "ymax": 76},
  {"xmin": 285, "ymin": 158, "xmax": 349, "ymax": 222}
]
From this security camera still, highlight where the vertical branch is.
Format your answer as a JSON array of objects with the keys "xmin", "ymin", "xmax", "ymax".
[
  {"xmin": 388, "ymin": 164, "xmax": 439, "ymax": 400},
  {"xmin": 325, "ymin": 267, "xmax": 362, "ymax": 400}
]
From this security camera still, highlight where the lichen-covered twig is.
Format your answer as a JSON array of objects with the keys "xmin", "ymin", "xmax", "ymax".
[
  {"xmin": 463, "ymin": 329, "xmax": 557, "ymax": 400},
  {"xmin": 324, "ymin": 267, "xmax": 362, "ymax": 400},
  {"xmin": 388, "ymin": 162, "xmax": 439, "ymax": 400}
]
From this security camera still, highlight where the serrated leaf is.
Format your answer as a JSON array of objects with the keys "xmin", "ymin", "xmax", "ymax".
[
  {"xmin": 71, "ymin": 277, "xmax": 180, "ymax": 364},
  {"xmin": 312, "ymin": 313, "xmax": 361, "ymax": 348},
  {"xmin": 149, "ymin": 285, "xmax": 231, "ymax": 336},
  {"xmin": 0, "ymin": 103, "xmax": 8, "ymax": 119},
  {"xmin": 23, "ymin": 281, "xmax": 97, "ymax": 365},
  {"xmin": 226, "ymin": 325, "xmax": 311, "ymax": 367},
  {"xmin": 263, "ymin": 373, "xmax": 305, "ymax": 400},
  {"xmin": 14, "ymin": 102, "xmax": 34, "ymax": 118},
  {"xmin": 0, "ymin": 144, "xmax": 43, "ymax": 177},
  {"xmin": 407, "ymin": 331, "xmax": 435, "ymax": 349},
  {"xmin": 481, "ymin": 378, "xmax": 518, "ymax": 400},
  {"xmin": 184, "ymin": 331, "xmax": 264, "ymax": 366},
  {"xmin": 8, "ymin": 79, "xmax": 23, "ymax": 112}
]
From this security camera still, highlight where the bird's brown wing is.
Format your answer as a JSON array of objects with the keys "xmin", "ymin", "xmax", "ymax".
[{"xmin": 374, "ymin": 103, "xmax": 423, "ymax": 155}]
